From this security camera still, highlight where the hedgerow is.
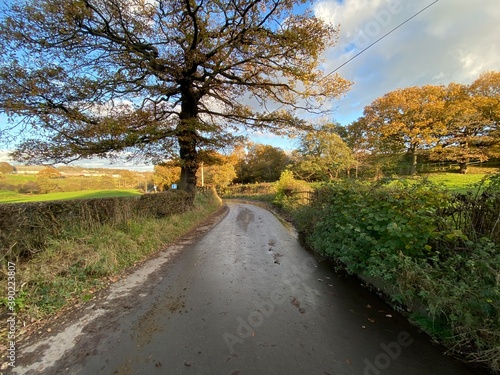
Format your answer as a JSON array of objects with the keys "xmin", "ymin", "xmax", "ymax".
[
  {"xmin": 0, "ymin": 190, "xmax": 194, "ymax": 260},
  {"xmin": 292, "ymin": 174, "xmax": 500, "ymax": 372}
]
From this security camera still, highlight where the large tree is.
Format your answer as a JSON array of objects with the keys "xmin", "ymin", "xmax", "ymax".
[
  {"xmin": 363, "ymin": 85, "xmax": 448, "ymax": 175},
  {"xmin": 235, "ymin": 143, "xmax": 290, "ymax": 183},
  {"xmin": 431, "ymin": 80, "xmax": 499, "ymax": 174},
  {"xmin": 293, "ymin": 123, "xmax": 355, "ymax": 181},
  {"xmin": 0, "ymin": 0, "xmax": 350, "ymax": 192}
]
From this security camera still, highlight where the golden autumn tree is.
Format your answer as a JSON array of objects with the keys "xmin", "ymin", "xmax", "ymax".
[
  {"xmin": 194, "ymin": 150, "xmax": 237, "ymax": 187},
  {"xmin": 363, "ymin": 85, "xmax": 448, "ymax": 175},
  {"xmin": 0, "ymin": 0, "xmax": 350, "ymax": 193},
  {"xmin": 200, "ymin": 162, "xmax": 237, "ymax": 188},
  {"xmin": 430, "ymin": 77, "xmax": 500, "ymax": 174},
  {"xmin": 153, "ymin": 162, "xmax": 181, "ymax": 191},
  {"xmin": 470, "ymin": 71, "xmax": 500, "ymax": 128}
]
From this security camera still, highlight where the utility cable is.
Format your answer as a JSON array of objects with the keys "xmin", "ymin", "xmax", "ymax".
[{"xmin": 322, "ymin": 0, "xmax": 440, "ymax": 80}]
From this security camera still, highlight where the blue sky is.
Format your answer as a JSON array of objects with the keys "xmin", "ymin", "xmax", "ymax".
[
  {"xmin": 255, "ymin": 0, "xmax": 500, "ymax": 148},
  {"xmin": 314, "ymin": 0, "xmax": 500, "ymax": 123},
  {"xmin": 1, "ymin": 0, "xmax": 500, "ymax": 170}
]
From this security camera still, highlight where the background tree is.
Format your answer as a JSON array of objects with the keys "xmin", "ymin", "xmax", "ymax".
[
  {"xmin": 154, "ymin": 163, "xmax": 181, "ymax": 191},
  {"xmin": 430, "ymin": 82, "xmax": 499, "ymax": 174},
  {"xmin": 0, "ymin": 162, "xmax": 14, "ymax": 174},
  {"xmin": 293, "ymin": 123, "xmax": 355, "ymax": 181},
  {"xmin": 201, "ymin": 163, "xmax": 237, "ymax": 188},
  {"xmin": 38, "ymin": 166, "xmax": 62, "ymax": 178},
  {"xmin": 363, "ymin": 85, "xmax": 448, "ymax": 175},
  {"xmin": 117, "ymin": 170, "xmax": 140, "ymax": 189},
  {"xmin": 235, "ymin": 143, "xmax": 290, "ymax": 183},
  {"xmin": 0, "ymin": 0, "xmax": 350, "ymax": 192},
  {"xmin": 470, "ymin": 71, "xmax": 500, "ymax": 129},
  {"xmin": 195, "ymin": 150, "xmax": 237, "ymax": 187}
]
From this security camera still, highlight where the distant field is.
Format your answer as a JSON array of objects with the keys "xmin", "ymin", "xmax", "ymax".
[
  {"xmin": 2, "ymin": 174, "xmax": 37, "ymax": 183},
  {"xmin": 0, "ymin": 189, "xmax": 142, "ymax": 203},
  {"xmin": 423, "ymin": 173, "xmax": 491, "ymax": 192}
]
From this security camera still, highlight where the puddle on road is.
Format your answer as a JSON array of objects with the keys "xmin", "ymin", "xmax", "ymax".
[{"xmin": 236, "ymin": 206, "xmax": 255, "ymax": 231}]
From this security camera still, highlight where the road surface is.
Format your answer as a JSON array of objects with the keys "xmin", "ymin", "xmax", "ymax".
[{"xmin": 12, "ymin": 202, "xmax": 485, "ymax": 375}]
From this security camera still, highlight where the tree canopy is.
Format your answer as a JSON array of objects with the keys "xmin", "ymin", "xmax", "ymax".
[
  {"xmin": 430, "ymin": 80, "xmax": 499, "ymax": 173},
  {"xmin": 363, "ymin": 85, "xmax": 448, "ymax": 175},
  {"xmin": 0, "ymin": 0, "xmax": 350, "ymax": 191},
  {"xmin": 235, "ymin": 143, "xmax": 290, "ymax": 183},
  {"xmin": 0, "ymin": 161, "xmax": 14, "ymax": 174},
  {"xmin": 352, "ymin": 72, "xmax": 500, "ymax": 175},
  {"xmin": 293, "ymin": 123, "xmax": 355, "ymax": 180}
]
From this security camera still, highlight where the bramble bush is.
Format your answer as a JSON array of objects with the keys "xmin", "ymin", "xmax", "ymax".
[
  {"xmin": 292, "ymin": 174, "xmax": 500, "ymax": 372},
  {"xmin": 296, "ymin": 179, "xmax": 456, "ymax": 277}
]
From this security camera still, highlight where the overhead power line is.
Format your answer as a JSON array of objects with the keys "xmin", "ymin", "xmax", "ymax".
[
  {"xmin": 323, "ymin": 0, "xmax": 440, "ymax": 80},
  {"xmin": 265, "ymin": 1, "xmax": 440, "ymax": 116}
]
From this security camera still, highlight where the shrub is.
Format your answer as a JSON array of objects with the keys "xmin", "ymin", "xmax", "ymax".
[
  {"xmin": 398, "ymin": 240, "xmax": 500, "ymax": 370},
  {"xmin": 18, "ymin": 181, "xmax": 42, "ymax": 194},
  {"xmin": 444, "ymin": 172, "xmax": 500, "ymax": 244},
  {"xmin": 220, "ymin": 182, "xmax": 274, "ymax": 197},
  {"xmin": 272, "ymin": 170, "xmax": 312, "ymax": 209},
  {"xmin": 302, "ymin": 179, "xmax": 453, "ymax": 278}
]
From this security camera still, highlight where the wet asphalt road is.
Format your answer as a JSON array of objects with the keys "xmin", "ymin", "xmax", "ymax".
[{"xmin": 27, "ymin": 202, "xmax": 485, "ymax": 375}]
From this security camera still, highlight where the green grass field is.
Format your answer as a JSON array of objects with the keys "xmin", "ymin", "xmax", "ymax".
[
  {"xmin": 0, "ymin": 189, "xmax": 142, "ymax": 203},
  {"xmin": 2, "ymin": 174, "xmax": 37, "ymax": 183},
  {"xmin": 422, "ymin": 173, "xmax": 490, "ymax": 192}
]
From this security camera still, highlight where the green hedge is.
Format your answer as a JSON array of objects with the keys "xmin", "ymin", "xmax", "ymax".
[
  {"xmin": 0, "ymin": 191, "xmax": 194, "ymax": 259},
  {"xmin": 293, "ymin": 175, "xmax": 500, "ymax": 372}
]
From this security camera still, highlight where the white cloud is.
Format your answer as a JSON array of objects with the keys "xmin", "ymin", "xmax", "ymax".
[
  {"xmin": 0, "ymin": 149, "xmax": 13, "ymax": 163},
  {"xmin": 313, "ymin": 0, "xmax": 500, "ymax": 125}
]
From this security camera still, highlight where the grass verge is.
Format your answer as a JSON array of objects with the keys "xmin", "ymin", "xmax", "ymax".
[{"xmin": 0, "ymin": 191, "xmax": 222, "ymax": 343}]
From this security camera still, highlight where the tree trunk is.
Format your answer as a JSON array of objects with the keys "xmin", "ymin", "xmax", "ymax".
[
  {"xmin": 178, "ymin": 84, "xmax": 200, "ymax": 194},
  {"xmin": 459, "ymin": 162, "xmax": 468, "ymax": 174},
  {"xmin": 178, "ymin": 137, "xmax": 198, "ymax": 193},
  {"xmin": 410, "ymin": 147, "xmax": 418, "ymax": 176}
]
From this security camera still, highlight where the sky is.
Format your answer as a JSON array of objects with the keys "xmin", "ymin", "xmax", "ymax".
[
  {"xmin": 246, "ymin": 0, "xmax": 500, "ymax": 150},
  {"xmin": 1, "ymin": 0, "xmax": 500, "ymax": 170},
  {"xmin": 312, "ymin": 0, "xmax": 500, "ymax": 125}
]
